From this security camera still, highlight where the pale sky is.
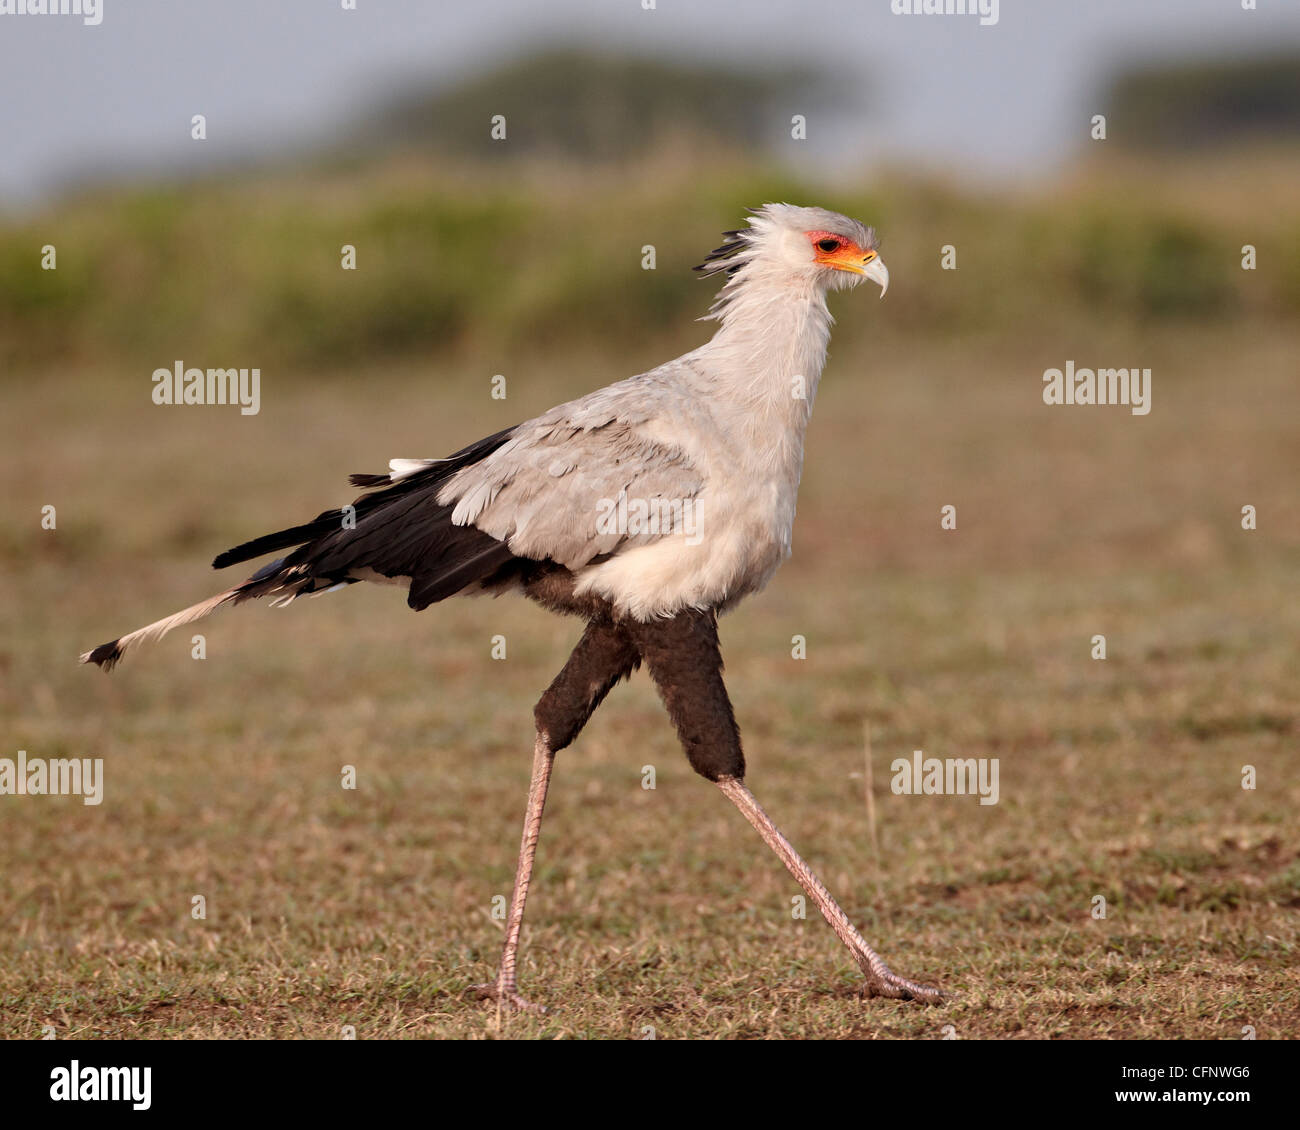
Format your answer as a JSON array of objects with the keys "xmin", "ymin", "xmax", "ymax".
[{"xmin": 0, "ymin": 0, "xmax": 1295, "ymax": 209}]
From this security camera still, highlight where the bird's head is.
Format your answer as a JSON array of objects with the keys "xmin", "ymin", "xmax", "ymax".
[{"xmin": 695, "ymin": 203, "xmax": 888, "ymax": 298}]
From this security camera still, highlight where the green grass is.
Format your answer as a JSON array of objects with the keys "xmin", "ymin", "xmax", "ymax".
[
  {"xmin": 3, "ymin": 147, "xmax": 1298, "ymax": 377},
  {"xmin": 3, "ymin": 304, "xmax": 1297, "ymax": 1036}
]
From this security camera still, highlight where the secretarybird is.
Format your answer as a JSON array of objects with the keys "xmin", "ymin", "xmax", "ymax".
[{"xmin": 82, "ymin": 203, "xmax": 947, "ymax": 1010}]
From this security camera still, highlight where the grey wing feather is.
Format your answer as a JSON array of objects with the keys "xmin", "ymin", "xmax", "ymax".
[{"xmin": 438, "ymin": 375, "xmax": 705, "ymax": 569}]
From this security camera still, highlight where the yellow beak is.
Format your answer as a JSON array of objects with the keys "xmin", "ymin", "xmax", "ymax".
[{"xmin": 823, "ymin": 246, "xmax": 889, "ymax": 297}]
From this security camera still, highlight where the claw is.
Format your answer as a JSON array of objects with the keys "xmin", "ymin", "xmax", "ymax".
[
  {"xmin": 470, "ymin": 981, "xmax": 549, "ymax": 1014},
  {"xmin": 862, "ymin": 969, "xmax": 950, "ymax": 1004}
]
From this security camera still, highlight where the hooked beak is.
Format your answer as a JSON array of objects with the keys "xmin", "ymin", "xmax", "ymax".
[
  {"xmin": 815, "ymin": 240, "xmax": 890, "ymax": 297},
  {"xmin": 859, "ymin": 255, "xmax": 889, "ymax": 298}
]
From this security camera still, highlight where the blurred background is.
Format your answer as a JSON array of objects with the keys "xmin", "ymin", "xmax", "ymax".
[{"xmin": 1, "ymin": 1, "xmax": 1298, "ymax": 1039}]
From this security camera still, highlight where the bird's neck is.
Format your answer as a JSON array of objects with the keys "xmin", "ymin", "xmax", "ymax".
[{"xmin": 696, "ymin": 273, "xmax": 834, "ymax": 460}]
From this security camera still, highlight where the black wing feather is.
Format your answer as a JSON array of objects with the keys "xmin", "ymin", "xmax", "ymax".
[
  {"xmin": 212, "ymin": 425, "xmax": 517, "ymax": 570},
  {"xmin": 210, "ymin": 423, "xmax": 524, "ymax": 610}
]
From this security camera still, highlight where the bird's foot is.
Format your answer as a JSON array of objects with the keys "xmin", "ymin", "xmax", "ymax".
[
  {"xmin": 861, "ymin": 965, "xmax": 949, "ymax": 1004},
  {"xmin": 469, "ymin": 978, "xmax": 548, "ymax": 1014}
]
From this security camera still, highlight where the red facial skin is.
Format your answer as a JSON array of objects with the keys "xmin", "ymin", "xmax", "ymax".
[{"xmin": 805, "ymin": 229, "xmax": 874, "ymax": 270}]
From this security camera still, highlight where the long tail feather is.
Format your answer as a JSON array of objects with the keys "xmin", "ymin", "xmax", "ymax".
[
  {"xmin": 79, "ymin": 587, "xmax": 244, "ymax": 671},
  {"xmin": 85, "ymin": 425, "xmax": 525, "ymax": 672}
]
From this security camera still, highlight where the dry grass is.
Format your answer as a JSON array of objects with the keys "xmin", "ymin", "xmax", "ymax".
[{"xmin": 2, "ymin": 318, "xmax": 1297, "ymax": 1039}]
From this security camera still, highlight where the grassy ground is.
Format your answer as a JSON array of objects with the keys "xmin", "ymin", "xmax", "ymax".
[{"xmin": 2, "ymin": 309, "xmax": 1296, "ymax": 1039}]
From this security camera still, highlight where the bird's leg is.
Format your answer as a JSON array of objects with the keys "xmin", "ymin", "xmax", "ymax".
[
  {"xmin": 629, "ymin": 609, "xmax": 945, "ymax": 1004},
  {"xmin": 716, "ymin": 776, "xmax": 946, "ymax": 1002},
  {"xmin": 472, "ymin": 617, "xmax": 640, "ymax": 1014},
  {"xmin": 474, "ymin": 733, "xmax": 555, "ymax": 1014}
]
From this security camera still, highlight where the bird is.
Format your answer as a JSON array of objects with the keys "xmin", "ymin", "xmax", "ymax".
[{"xmin": 81, "ymin": 203, "xmax": 946, "ymax": 1011}]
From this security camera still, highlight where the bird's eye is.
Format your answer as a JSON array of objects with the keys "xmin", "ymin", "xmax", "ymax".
[{"xmin": 816, "ymin": 238, "xmax": 840, "ymax": 253}]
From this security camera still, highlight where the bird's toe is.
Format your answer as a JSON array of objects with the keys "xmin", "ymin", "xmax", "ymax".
[
  {"xmin": 469, "ymin": 981, "xmax": 549, "ymax": 1015},
  {"xmin": 863, "ymin": 971, "xmax": 950, "ymax": 1004}
]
